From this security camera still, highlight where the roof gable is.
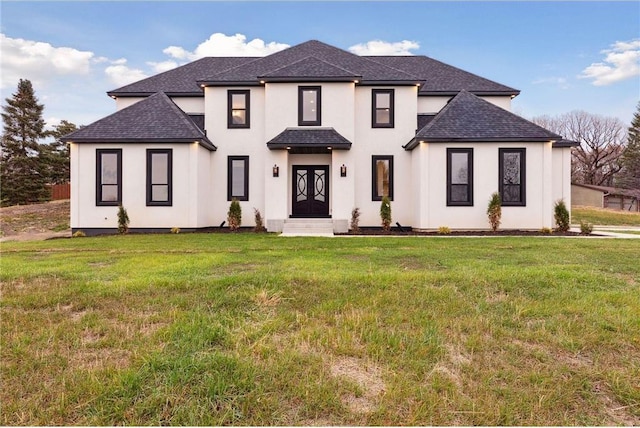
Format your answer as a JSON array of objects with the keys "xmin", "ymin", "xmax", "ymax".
[
  {"xmin": 199, "ymin": 40, "xmax": 420, "ymax": 85},
  {"xmin": 260, "ymin": 56, "xmax": 361, "ymax": 81},
  {"xmin": 405, "ymin": 91, "xmax": 560, "ymax": 149},
  {"xmin": 62, "ymin": 92, "xmax": 215, "ymax": 150}
]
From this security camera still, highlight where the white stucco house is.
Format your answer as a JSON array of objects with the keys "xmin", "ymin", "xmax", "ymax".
[{"xmin": 62, "ymin": 40, "xmax": 577, "ymax": 235}]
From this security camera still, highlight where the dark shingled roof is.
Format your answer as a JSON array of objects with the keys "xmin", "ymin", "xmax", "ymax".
[
  {"xmin": 266, "ymin": 127, "xmax": 352, "ymax": 150},
  {"xmin": 260, "ymin": 56, "xmax": 361, "ymax": 81},
  {"xmin": 368, "ymin": 56, "xmax": 519, "ymax": 96},
  {"xmin": 404, "ymin": 91, "xmax": 561, "ymax": 149},
  {"xmin": 200, "ymin": 40, "xmax": 420, "ymax": 85},
  {"xmin": 62, "ymin": 92, "xmax": 215, "ymax": 151},
  {"xmin": 107, "ymin": 57, "xmax": 255, "ymax": 96}
]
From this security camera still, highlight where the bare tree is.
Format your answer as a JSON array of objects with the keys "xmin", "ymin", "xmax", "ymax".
[{"xmin": 533, "ymin": 111, "xmax": 627, "ymax": 186}]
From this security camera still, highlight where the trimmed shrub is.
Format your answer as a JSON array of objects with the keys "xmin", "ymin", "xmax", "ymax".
[
  {"xmin": 253, "ymin": 208, "xmax": 266, "ymax": 232},
  {"xmin": 117, "ymin": 205, "xmax": 130, "ymax": 234},
  {"xmin": 227, "ymin": 199, "xmax": 242, "ymax": 231},
  {"xmin": 438, "ymin": 226, "xmax": 451, "ymax": 235},
  {"xmin": 580, "ymin": 220, "xmax": 594, "ymax": 235},
  {"xmin": 554, "ymin": 199, "xmax": 571, "ymax": 232},
  {"xmin": 540, "ymin": 227, "xmax": 553, "ymax": 234},
  {"xmin": 72, "ymin": 230, "xmax": 86, "ymax": 238},
  {"xmin": 487, "ymin": 192, "xmax": 502, "ymax": 232},
  {"xmin": 350, "ymin": 207, "xmax": 361, "ymax": 233},
  {"xmin": 380, "ymin": 196, "xmax": 392, "ymax": 232},
  {"xmin": 171, "ymin": 227, "xmax": 181, "ymax": 234}
]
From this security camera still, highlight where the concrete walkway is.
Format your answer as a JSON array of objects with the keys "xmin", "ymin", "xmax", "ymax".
[{"xmin": 571, "ymin": 225, "xmax": 640, "ymax": 239}]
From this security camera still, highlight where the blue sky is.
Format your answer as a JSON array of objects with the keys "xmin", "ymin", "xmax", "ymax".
[{"xmin": 1, "ymin": 1, "xmax": 638, "ymax": 129}]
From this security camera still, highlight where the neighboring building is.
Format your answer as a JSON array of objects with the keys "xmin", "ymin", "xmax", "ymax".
[
  {"xmin": 62, "ymin": 40, "xmax": 577, "ymax": 234},
  {"xmin": 572, "ymin": 183, "xmax": 640, "ymax": 212}
]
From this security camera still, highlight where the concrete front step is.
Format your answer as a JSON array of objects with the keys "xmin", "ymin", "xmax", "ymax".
[{"xmin": 281, "ymin": 219, "xmax": 334, "ymax": 237}]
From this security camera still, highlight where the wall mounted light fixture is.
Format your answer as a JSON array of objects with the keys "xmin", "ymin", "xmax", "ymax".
[
  {"xmin": 340, "ymin": 164, "xmax": 347, "ymax": 177},
  {"xmin": 273, "ymin": 164, "xmax": 279, "ymax": 177}
]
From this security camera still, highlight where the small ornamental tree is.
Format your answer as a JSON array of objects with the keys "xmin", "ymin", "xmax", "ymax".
[
  {"xmin": 117, "ymin": 205, "xmax": 130, "ymax": 234},
  {"xmin": 380, "ymin": 196, "xmax": 392, "ymax": 232},
  {"xmin": 554, "ymin": 199, "xmax": 571, "ymax": 232},
  {"xmin": 253, "ymin": 208, "xmax": 266, "ymax": 232},
  {"xmin": 228, "ymin": 198, "xmax": 242, "ymax": 231},
  {"xmin": 350, "ymin": 207, "xmax": 361, "ymax": 233},
  {"xmin": 487, "ymin": 192, "xmax": 502, "ymax": 232}
]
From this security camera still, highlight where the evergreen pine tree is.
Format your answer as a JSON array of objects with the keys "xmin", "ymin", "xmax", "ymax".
[
  {"xmin": 1, "ymin": 79, "xmax": 49, "ymax": 205},
  {"xmin": 616, "ymin": 102, "xmax": 640, "ymax": 189},
  {"xmin": 41, "ymin": 120, "xmax": 77, "ymax": 184}
]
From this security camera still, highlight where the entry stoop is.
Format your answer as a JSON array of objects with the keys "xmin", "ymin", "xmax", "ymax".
[{"xmin": 280, "ymin": 219, "xmax": 334, "ymax": 237}]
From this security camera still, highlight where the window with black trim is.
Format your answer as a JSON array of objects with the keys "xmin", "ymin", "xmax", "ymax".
[
  {"xmin": 96, "ymin": 149, "xmax": 122, "ymax": 206},
  {"xmin": 499, "ymin": 148, "xmax": 526, "ymax": 206},
  {"xmin": 372, "ymin": 89, "xmax": 394, "ymax": 128},
  {"xmin": 372, "ymin": 155, "xmax": 394, "ymax": 201},
  {"xmin": 228, "ymin": 90, "xmax": 250, "ymax": 128},
  {"xmin": 227, "ymin": 156, "xmax": 249, "ymax": 201},
  {"xmin": 298, "ymin": 86, "xmax": 321, "ymax": 126},
  {"xmin": 447, "ymin": 148, "xmax": 473, "ymax": 206},
  {"xmin": 146, "ymin": 149, "xmax": 172, "ymax": 206}
]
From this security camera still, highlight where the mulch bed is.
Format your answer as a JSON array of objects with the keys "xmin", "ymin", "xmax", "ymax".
[{"xmin": 338, "ymin": 227, "xmax": 588, "ymax": 236}]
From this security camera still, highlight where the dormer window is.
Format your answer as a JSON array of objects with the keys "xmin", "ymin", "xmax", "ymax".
[
  {"xmin": 228, "ymin": 90, "xmax": 250, "ymax": 128},
  {"xmin": 298, "ymin": 86, "xmax": 321, "ymax": 126},
  {"xmin": 372, "ymin": 89, "xmax": 394, "ymax": 128}
]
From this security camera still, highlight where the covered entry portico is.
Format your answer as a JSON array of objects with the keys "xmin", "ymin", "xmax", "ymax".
[{"xmin": 265, "ymin": 127, "xmax": 353, "ymax": 233}]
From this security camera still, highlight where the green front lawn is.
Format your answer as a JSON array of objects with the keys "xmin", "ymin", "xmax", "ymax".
[
  {"xmin": 572, "ymin": 205, "xmax": 640, "ymax": 226},
  {"xmin": 2, "ymin": 234, "xmax": 639, "ymax": 425}
]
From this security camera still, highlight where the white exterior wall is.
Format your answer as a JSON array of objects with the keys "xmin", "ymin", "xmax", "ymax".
[
  {"xmin": 116, "ymin": 96, "xmax": 204, "ymax": 114},
  {"xmin": 412, "ymin": 141, "xmax": 554, "ymax": 230},
  {"xmin": 71, "ymin": 142, "xmax": 207, "ymax": 230},
  {"xmin": 204, "ymin": 86, "xmax": 266, "ymax": 227},
  {"xmin": 353, "ymin": 86, "xmax": 417, "ymax": 227},
  {"xmin": 552, "ymin": 147, "xmax": 572, "ymax": 208},
  {"xmin": 417, "ymin": 95, "xmax": 512, "ymax": 114}
]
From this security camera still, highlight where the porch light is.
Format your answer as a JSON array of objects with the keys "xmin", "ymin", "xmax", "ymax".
[
  {"xmin": 273, "ymin": 164, "xmax": 279, "ymax": 177},
  {"xmin": 354, "ymin": 80, "xmax": 359, "ymax": 84},
  {"xmin": 340, "ymin": 164, "xmax": 347, "ymax": 177},
  {"xmin": 260, "ymin": 80, "xmax": 265, "ymax": 84}
]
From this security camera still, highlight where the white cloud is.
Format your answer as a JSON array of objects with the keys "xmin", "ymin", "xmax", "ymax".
[
  {"xmin": 348, "ymin": 40, "xmax": 420, "ymax": 56},
  {"xmin": 0, "ymin": 33, "xmax": 95, "ymax": 89},
  {"xmin": 579, "ymin": 39, "xmax": 640, "ymax": 86},
  {"xmin": 147, "ymin": 60, "xmax": 179, "ymax": 74},
  {"xmin": 104, "ymin": 58, "xmax": 148, "ymax": 87},
  {"xmin": 532, "ymin": 76, "xmax": 570, "ymax": 90},
  {"xmin": 163, "ymin": 33, "xmax": 289, "ymax": 61}
]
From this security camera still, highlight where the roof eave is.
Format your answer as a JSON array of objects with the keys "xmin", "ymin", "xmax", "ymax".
[
  {"xmin": 404, "ymin": 137, "xmax": 558, "ymax": 150},
  {"xmin": 197, "ymin": 80, "xmax": 262, "ymax": 87},
  {"xmin": 61, "ymin": 137, "xmax": 216, "ymax": 151},
  {"xmin": 107, "ymin": 91, "xmax": 204, "ymax": 98},
  {"xmin": 259, "ymin": 76, "xmax": 361, "ymax": 83},
  {"xmin": 267, "ymin": 142, "xmax": 351, "ymax": 150},
  {"xmin": 418, "ymin": 90, "xmax": 520, "ymax": 96}
]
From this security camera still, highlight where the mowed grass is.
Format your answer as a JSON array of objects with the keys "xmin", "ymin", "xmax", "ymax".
[
  {"xmin": 572, "ymin": 205, "xmax": 640, "ymax": 226},
  {"xmin": 1, "ymin": 234, "xmax": 639, "ymax": 425}
]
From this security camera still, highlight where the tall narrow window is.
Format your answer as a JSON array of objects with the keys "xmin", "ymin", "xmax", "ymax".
[
  {"xmin": 499, "ymin": 148, "xmax": 526, "ymax": 206},
  {"xmin": 298, "ymin": 86, "xmax": 321, "ymax": 126},
  {"xmin": 96, "ymin": 149, "xmax": 121, "ymax": 206},
  {"xmin": 146, "ymin": 149, "xmax": 172, "ymax": 206},
  {"xmin": 372, "ymin": 89, "xmax": 394, "ymax": 128},
  {"xmin": 227, "ymin": 156, "xmax": 249, "ymax": 201},
  {"xmin": 447, "ymin": 148, "xmax": 473, "ymax": 206},
  {"xmin": 228, "ymin": 90, "xmax": 250, "ymax": 128},
  {"xmin": 372, "ymin": 155, "xmax": 394, "ymax": 201}
]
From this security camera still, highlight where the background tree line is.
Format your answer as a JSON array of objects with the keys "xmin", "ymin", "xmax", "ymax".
[
  {"xmin": 532, "ymin": 103, "xmax": 640, "ymax": 189},
  {"xmin": 1, "ymin": 79, "xmax": 78, "ymax": 206}
]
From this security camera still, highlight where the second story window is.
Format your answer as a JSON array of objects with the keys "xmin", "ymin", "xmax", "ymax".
[
  {"xmin": 298, "ymin": 86, "xmax": 321, "ymax": 126},
  {"xmin": 228, "ymin": 90, "xmax": 250, "ymax": 128},
  {"xmin": 372, "ymin": 89, "xmax": 394, "ymax": 128}
]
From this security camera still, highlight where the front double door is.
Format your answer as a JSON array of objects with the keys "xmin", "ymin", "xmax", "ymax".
[{"xmin": 292, "ymin": 165, "xmax": 329, "ymax": 217}]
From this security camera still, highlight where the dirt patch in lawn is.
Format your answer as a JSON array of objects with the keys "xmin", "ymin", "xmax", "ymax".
[
  {"xmin": 1, "ymin": 200, "xmax": 70, "ymax": 240},
  {"xmin": 329, "ymin": 356, "xmax": 385, "ymax": 414}
]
